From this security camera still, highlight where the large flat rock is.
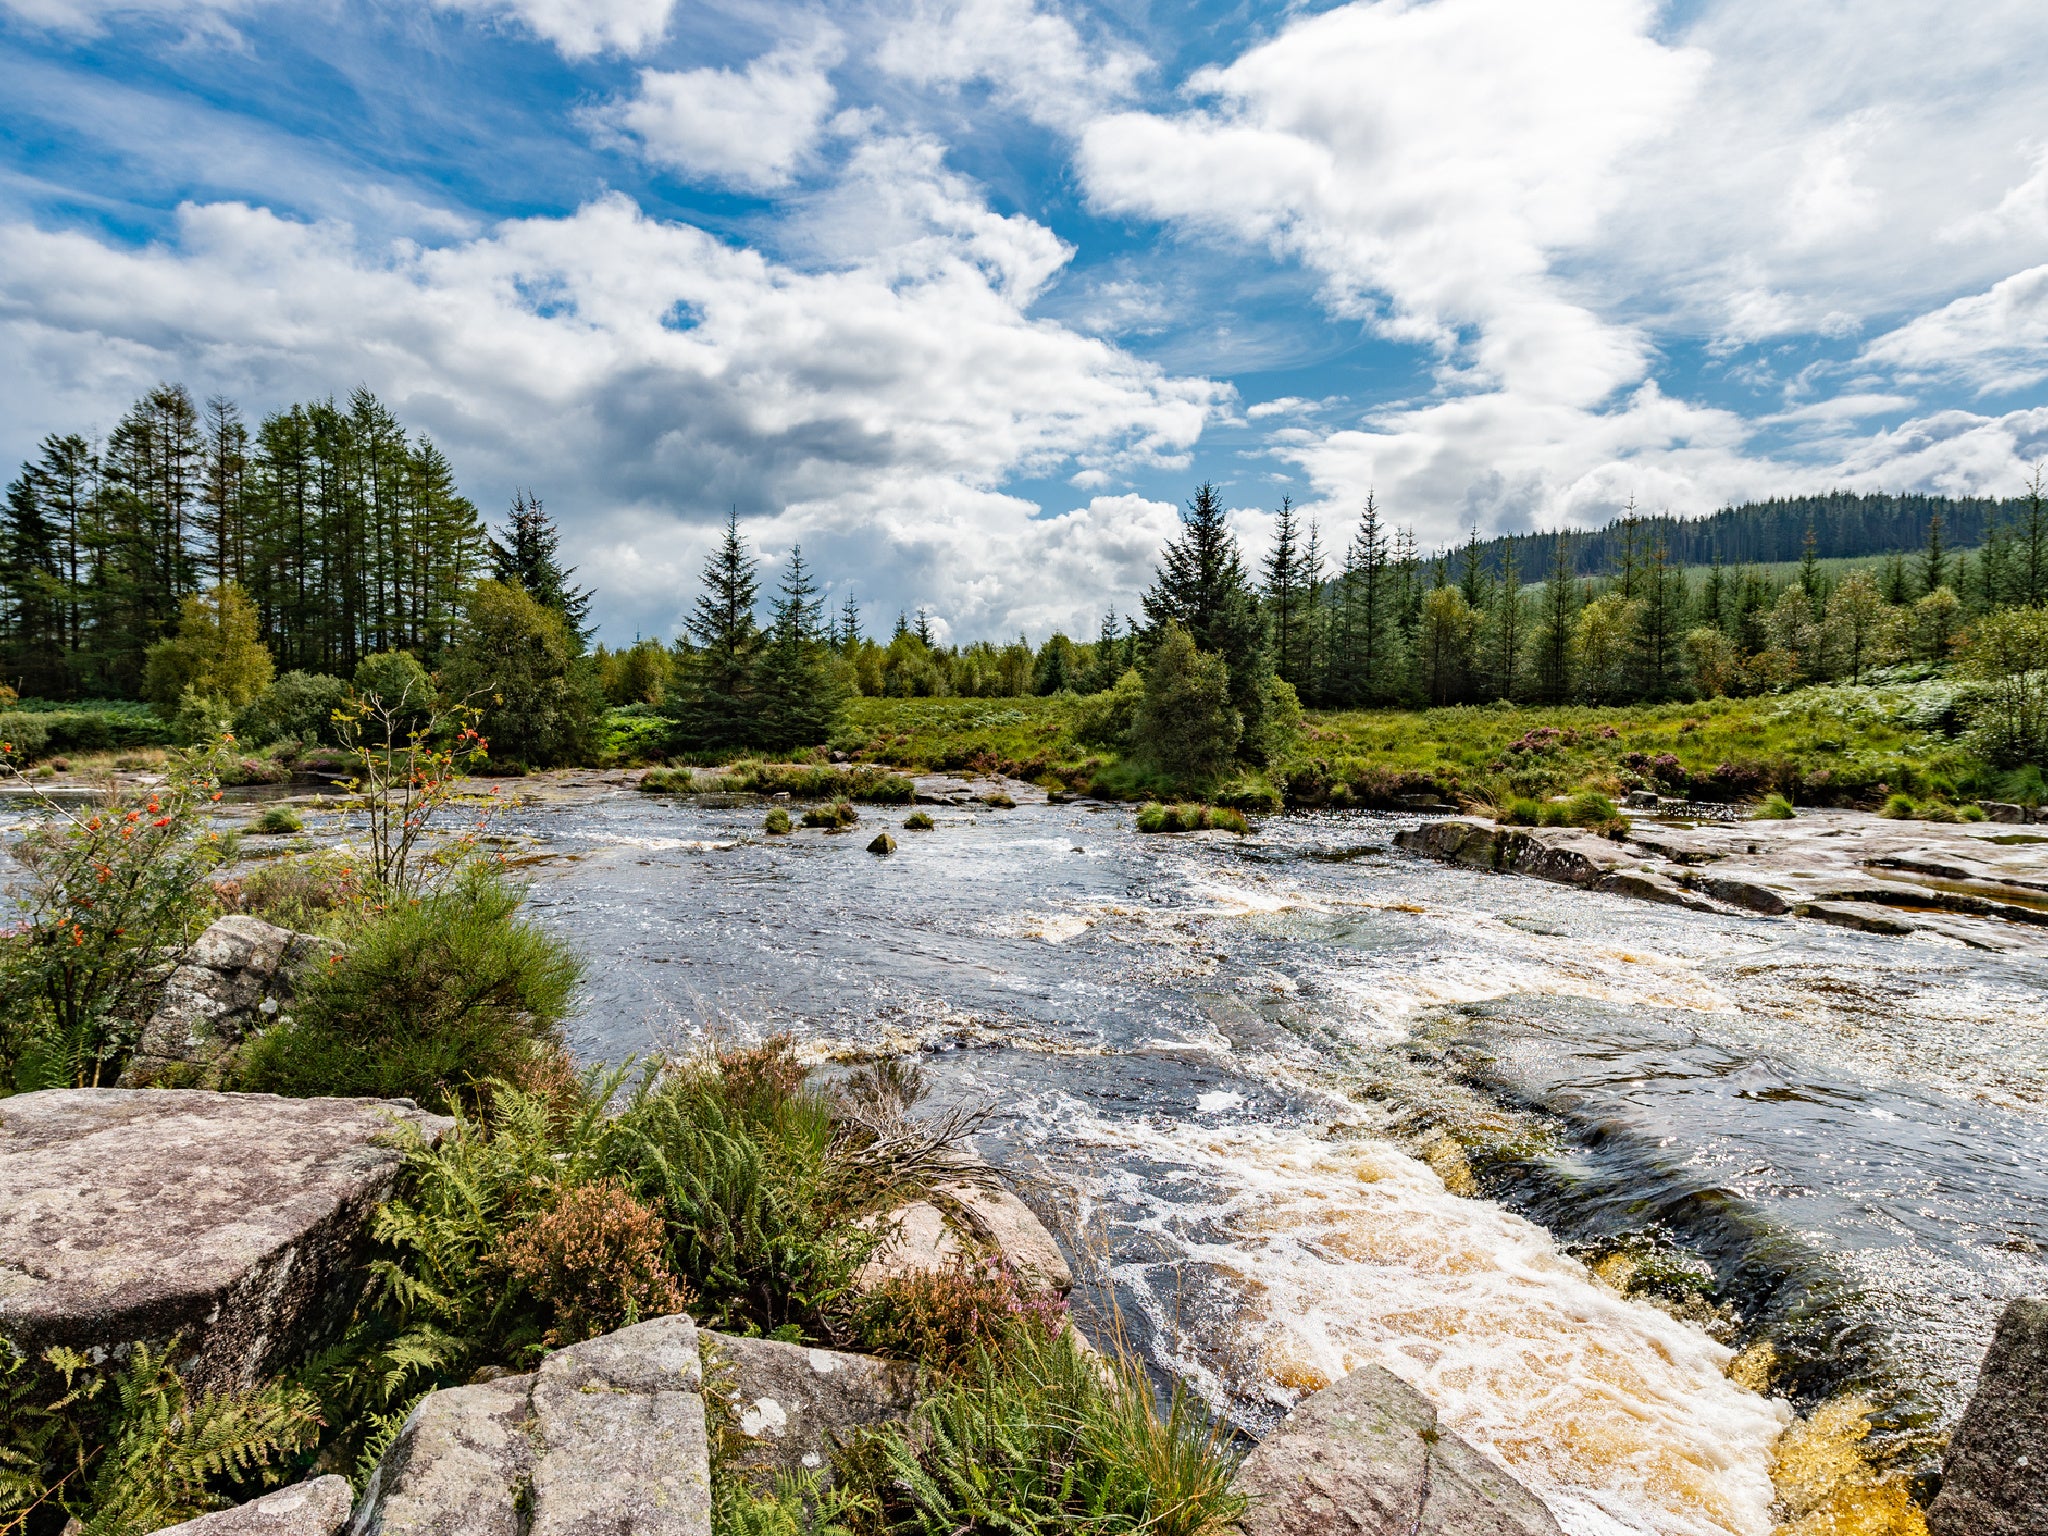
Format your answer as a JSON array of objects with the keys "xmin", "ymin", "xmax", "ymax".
[
  {"xmin": 704, "ymin": 1332, "xmax": 917, "ymax": 1485},
  {"xmin": 155, "ymin": 1476, "xmax": 353, "ymax": 1536},
  {"xmin": 1234, "ymin": 1362, "xmax": 1563, "ymax": 1536},
  {"xmin": 353, "ymin": 1314, "xmax": 711, "ymax": 1536},
  {"xmin": 1929, "ymin": 1297, "xmax": 2048, "ymax": 1536},
  {"xmin": 0, "ymin": 1088, "xmax": 449, "ymax": 1390}
]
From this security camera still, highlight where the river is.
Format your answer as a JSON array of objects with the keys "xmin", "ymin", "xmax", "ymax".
[{"xmin": 337, "ymin": 787, "xmax": 2048, "ymax": 1533}]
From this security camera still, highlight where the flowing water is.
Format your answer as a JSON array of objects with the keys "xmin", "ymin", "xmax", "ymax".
[
  {"xmin": 495, "ymin": 788, "xmax": 2048, "ymax": 1535},
  {"xmin": 41, "ymin": 781, "xmax": 2035, "ymax": 1535}
]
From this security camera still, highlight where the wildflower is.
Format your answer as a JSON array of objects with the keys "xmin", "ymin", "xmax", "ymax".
[{"xmin": 153, "ymin": 817, "xmax": 169, "ymax": 827}]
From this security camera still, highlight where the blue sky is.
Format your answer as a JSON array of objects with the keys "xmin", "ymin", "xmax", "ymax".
[{"xmin": 3, "ymin": 0, "xmax": 2046, "ymax": 645}]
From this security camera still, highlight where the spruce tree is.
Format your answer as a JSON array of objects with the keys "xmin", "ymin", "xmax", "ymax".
[
  {"xmin": 1487, "ymin": 537, "xmax": 1525, "ymax": 700},
  {"xmin": 1087, "ymin": 609, "xmax": 1124, "ymax": 692},
  {"xmin": 1880, "ymin": 551, "xmax": 1910, "ymax": 607},
  {"xmin": 1918, "ymin": 512, "xmax": 1947, "ymax": 599},
  {"xmin": 1631, "ymin": 542, "xmax": 1686, "ymax": 701},
  {"xmin": 1300, "ymin": 521, "xmax": 1327, "ymax": 705},
  {"xmin": 670, "ymin": 510, "xmax": 762, "ymax": 749},
  {"xmin": 1346, "ymin": 494, "xmax": 1396, "ymax": 704},
  {"xmin": 837, "ymin": 592, "xmax": 861, "ymax": 653},
  {"xmin": 2016, "ymin": 466, "xmax": 2047, "ymax": 609},
  {"xmin": 1141, "ymin": 482, "xmax": 1274, "ymax": 759},
  {"xmin": 1530, "ymin": 534, "xmax": 1578, "ymax": 704},
  {"xmin": 490, "ymin": 492, "xmax": 593, "ymax": 648},
  {"xmin": 753, "ymin": 545, "xmax": 846, "ymax": 749},
  {"xmin": 914, "ymin": 608, "xmax": 934, "ymax": 646},
  {"xmin": 1616, "ymin": 499, "xmax": 1642, "ymax": 599},
  {"xmin": 1262, "ymin": 496, "xmax": 1308, "ymax": 691}
]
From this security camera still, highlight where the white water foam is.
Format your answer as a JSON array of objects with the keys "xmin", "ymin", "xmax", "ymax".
[{"xmin": 1051, "ymin": 1110, "xmax": 1788, "ymax": 1536}]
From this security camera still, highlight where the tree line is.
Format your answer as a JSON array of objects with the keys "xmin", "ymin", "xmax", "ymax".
[{"xmin": 2, "ymin": 383, "xmax": 487, "ymax": 697}]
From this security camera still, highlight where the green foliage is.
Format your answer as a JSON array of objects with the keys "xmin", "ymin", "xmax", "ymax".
[
  {"xmin": 764, "ymin": 807, "xmax": 791, "ymax": 835},
  {"xmin": 351, "ymin": 651, "xmax": 434, "ymax": 721},
  {"xmin": 718, "ymin": 762, "xmax": 914, "ymax": 802},
  {"xmin": 800, "ymin": 802, "xmax": 858, "ymax": 830},
  {"xmin": 1141, "ymin": 482, "xmax": 1275, "ymax": 761},
  {"xmin": 1957, "ymin": 606, "xmax": 2048, "ymax": 768},
  {"xmin": 0, "ymin": 740, "xmax": 230, "ymax": 1088},
  {"xmin": 597, "ymin": 706, "xmax": 674, "ymax": 766},
  {"xmin": 854, "ymin": 1258, "xmax": 1067, "ymax": 1374},
  {"xmin": 234, "ymin": 671, "xmax": 349, "ymax": 748},
  {"xmin": 252, "ymin": 805, "xmax": 304, "ymax": 835},
  {"xmin": 640, "ymin": 766, "xmax": 697, "ymax": 794},
  {"xmin": 443, "ymin": 581, "xmax": 602, "ymax": 770},
  {"xmin": 1134, "ymin": 803, "xmax": 1248, "ymax": 835},
  {"xmin": 0, "ymin": 705, "xmax": 172, "ymax": 763},
  {"xmin": 1134, "ymin": 624, "xmax": 1240, "ymax": 787},
  {"xmin": 1, "ymin": 1338, "xmax": 320, "ymax": 1536},
  {"xmin": 1073, "ymin": 667, "xmax": 1144, "ymax": 749},
  {"xmin": 141, "ymin": 584, "xmax": 274, "ymax": 712},
  {"xmin": 1753, "ymin": 794, "xmax": 1796, "ymax": 820},
  {"xmin": 858, "ymin": 1328, "xmax": 1245, "ymax": 1536},
  {"xmin": 901, "ymin": 811, "xmax": 934, "ymax": 830},
  {"xmin": 238, "ymin": 871, "xmax": 582, "ymax": 1115}
]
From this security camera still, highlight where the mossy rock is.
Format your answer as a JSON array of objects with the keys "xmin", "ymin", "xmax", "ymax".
[
  {"xmin": 868, "ymin": 832, "xmax": 897, "ymax": 855},
  {"xmin": 765, "ymin": 807, "xmax": 792, "ymax": 835},
  {"xmin": 902, "ymin": 812, "xmax": 935, "ymax": 831}
]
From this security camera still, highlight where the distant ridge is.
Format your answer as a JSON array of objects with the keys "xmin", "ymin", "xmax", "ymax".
[{"xmin": 1436, "ymin": 492, "xmax": 2020, "ymax": 578}]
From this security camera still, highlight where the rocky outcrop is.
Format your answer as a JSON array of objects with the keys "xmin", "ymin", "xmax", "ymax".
[
  {"xmin": 121, "ymin": 916, "xmax": 338, "ymax": 1088},
  {"xmin": 1234, "ymin": 1362, "xmax": 1564, "ymax": 1536},
  {"xmin": 155, "ymin": 1477, "xmax": 353, "ymax": 1536},
  {"xmin": 352, "ymin": 1314, "xmax": 712, "ymax": 1536},
  {"xmin": 0, "ymin": 1088, "xmax": 448, "ymax": 1391},
  {"xmin": 1928, "ymin": 1297, "xmax": 2048, "ymax": 1536},
  {"xmin": 705, "ymin": 1333, "xmax": 917, "ymax": 1484},
  {"xmin": 857, "ymin": 1174, "xmax": 1074, "ymax": 1296},
  {"xmin": 1395, "ymin": 811, "xmax": 2048, "ymax": 955}
]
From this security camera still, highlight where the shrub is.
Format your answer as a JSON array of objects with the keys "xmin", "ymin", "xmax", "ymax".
[
  {"xmin": 1753, "ymin": 794, "xmax": 1796, "ymax": 820},
  {"xmin": 1135, "ymin": 803, "xmax": 1248, "ymax": 834},
  {"xmin": 233, "ymin": 856, "xmax": 361, "ymax": 933},
  {"xmin": 640, "ymin": 766, "xmax": 696, "ymax": 793},
  {"xmin": 1498, "ymin": 797, "xmax": 1543, "ymax": 825},
  {"xmin": 235, "ymin": 671, "xmax": 350, "ymax": 749},
  {"xmin": 1073, "ymin": 667, "xmax": 1144, "ymax": 748},
  {"xmin": 902, "ymin": 811, "xmax": 935, "ymax": 830},
  {"xmin": 1958, "ymin": 607, "xmax": 2048, "ymax": 768},
  {"xmin": 352, "ymin": 650, "xmax": 435, "ymax": 720},
  {"xmin": 238, "ymin": 872, "xmax": 582, "ymax": 1114},
  {"xmin": 801, "ymin": 801, "xmax": 858, "ymax": 829},
  {"xmin": 442, "ymin": 581, "xmax": 604, "ymax": 769},
  {"xmin": 856, "ymin": 1257, "xmax": 1067, "ymax": 1373},
  {"xmin": 764, "ymin": 806, "xmax": 792, "ymax": 834},
  {"xmin": 494, "ymin": 1178, "xmax": 692, "ymax": 1346},
  {"xmin": 142, "ymin": 583, "xmax": 274, "ymax": 712},
  {"xmin": 1562, "ymin": 789, "xmax": 1621, "ymax": 828},
  {"xmin": 252, "ymin": 805, "xmax": 304, "ymax": 835},
  {"xmin": 1879, "ymin": 793, "xmax": 1917, "ymax": 819},
  {"xmin": 1133, "ymin": 623, "xmax": 1240, "ymax": 786},
  {"xmin": 720, "ymin": 762, "xmax": 915, "ymax": 802}
]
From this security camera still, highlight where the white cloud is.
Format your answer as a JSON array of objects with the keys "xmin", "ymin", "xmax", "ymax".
[
  {"xmin": 876, "ymin": 0, "xmax": 1146, "ymax": 131},
  {"xmin": 1861, "ymin": 265, "xmax": 2048, "ymax": 396},
  {"xmin": 429, "ymin": 0, "xmax": 675, "ymax": 58},
  {"xmin": 599, "ymin": 35, "xmax": 843, "ymax": 190},
  {"xmin": 0, "ymin": 177, "xmax": 1220, "ymax": 641},
  {"xmin": 1, "ymin": 0, "xmax": 676, "ymax": 55}
]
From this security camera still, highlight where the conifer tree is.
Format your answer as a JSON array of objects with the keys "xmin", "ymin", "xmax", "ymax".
[
  {"xmin": 1918, "ymin": 512, "xmax": 1947, "ymax": 599},
  {"xmin": 1344, "ymin": 494, "xmax": 1397, "ymax": 705},
  {"xmin": 837, "ymin": 592, "xmax": 861, "ymax": 653},
  {"xmin": 1143, "ymin": 482, "xmax": 1273, "ymax": 756},
  {"xmin": 1631, "ymin": 542, "xmax": 1686, "ymax": 700},
  {"xmin": 1529, "ymin": 534, "xmax": 1579, "ymax": 704},
  {"xmin": 670, "ymin": 511, "xmax": 761, "ymax": 749},
  {"xmin": 1262, "ymin": 496, "xmax": 1309, "ymax": 691},
  {"xmin": 490, "ymin": 492, "xmax": 593, "ymax": 648},
  {"xmin": 2015, "ymin": 466, "xmax": 2047, "ymax": 609},
  {"xmin": 1880, "ymin": 551, "xmax": 1910, "ymax": 607},
  {"xmin": 1299, "ymin": 521, "xmax": 1327, "ymax": 705},
  {"xmin": 914, "ymin": 608, "xmax": 935, "ymax": 647},
  {"xmin": 753, "ymin": 545, "xmax": 846, "ymax": 749},
  {"xmin": 1087, "ymin": 609, "xmax": 1124, "ymax": 692},
  {"xmin": 1616, "ymin": 499, "xmax": 1642, "ymax": 599},
  {"xmin": 1487, "ymin": 537, "xmax": 1526, "ymax": 700}
]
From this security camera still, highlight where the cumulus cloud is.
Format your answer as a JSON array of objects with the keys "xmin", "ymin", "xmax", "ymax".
[
  {"xmin": 0, "ymin": 173, "xmax": 1219, "ymax": 639},
  {"xmin": 598, "ymin": 34, "xmax": 844, "ymax": 190},
  {"xmin": 876, "ymin": 0, "xmax": 1147, "ymax": 131},
  {"xmin": 1861, "ymin": 265, "xmax": 2048, "ymax": 396}
]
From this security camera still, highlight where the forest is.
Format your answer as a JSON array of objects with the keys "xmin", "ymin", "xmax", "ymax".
[{"xmin": 4, "ymin": 382, "xmax": 2046, "ymax": 779}]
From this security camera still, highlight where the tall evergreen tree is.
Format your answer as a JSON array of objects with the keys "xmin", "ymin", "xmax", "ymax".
[
  {"xmin": 1632, "ymin": 542, "xmax": 1686, "ymax": 700},
  {"xmin": 837, "ymin": 592, "xmax": 862, "ymax": 653},
  {"xmin": 1262, "ymin": 496, "xmax": 1309, "ymax": 691},
  {"xmin": 490, "ymin": 492, "xmax": 593, "ymax": 648},
  {"xmin": 1487, "ymin": 538, "xmax": 1526, "ymax": 700},
  {"xmin": 2014, "ymin": 466, "xmax": 2047, "ymax": 609},
  {"xmin": 914, "ymin": 608, "xmax": 935, "ymax": 647},
  {"xmin": 1299, "ymin": 521, "xmax": 1328, "ymax": 705},
  {"xmin": 1344, "ymin": 494, "xmax": 1397, "ymax": 705},
  {"xmin": 1616, "ymin": 499, "xmax": 1642, "ymax": 599},
  {"xmin": 1918, "ymin": 511, "xmax": 1947, "ymax": 599},
  {"xmin": 753, "ymin": 545, "xmax": 846, "ymax": 749},
  {"xmin": 1529, "ymin": 534, "xmax": 1578, "ymax": 703},
  {"xmin": 670, "ymin": 511, "xmax": 761, "ymax": 748},
  {"xmin": 1141, "ymin": 482, "xmax": 1274, "ymax": 758}
]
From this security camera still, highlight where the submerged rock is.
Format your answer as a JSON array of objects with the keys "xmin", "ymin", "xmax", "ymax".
[
  {"xmin": 155, "ymin": 1476, "xmax": 353, "ymax": 1536},
  {"xmin": 704, "ymin": 1332, "xmax": 917, "ymax": 1485},
  {"xmin": 122, "ymin": 915, "xmax": 338, "ymax": 1087},
  {"xmin": 352, "ymin": 1314, "xmax": 711, "ymax": 1536},
  {"xmin": 1234, "ymin": 1362, "xmax": 1564, "ymax": 1536},
  {"xmin": 0, "ymin": 1088, "xmax": 448, "ymax": 1391},
  {"xmin": 1929, "ymin": 1297, "xmax": 2048, "ymax": 1536},
  {"xmin": 867, "ymin": 832, "xmax": 897, "ymax": 854}
]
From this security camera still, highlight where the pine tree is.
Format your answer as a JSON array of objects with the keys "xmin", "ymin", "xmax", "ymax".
[
  {"xmin": 1529, "ymin": 534, "xmax": 1578, "ymax": 703},
  {"xmin": 1299, "ymin": 521, "xmax": 1327, "ymax": 705},
  {"xmin": 1918, "ymin": 512, "xmax": 1947, "ymax": 599},
  {"xmin": 837, "ymin": 592, "xmax": 861, "ymax": 653},
  {"xmin": 1487, "ymin": 537, "xmax": 1525, "ymax": 700},
  {"xmin": 490, "ymin": 492, "xmax": 592, "ymax": 648},
  {"xmin": 1879, "ymin": 551, "xmax": 1910, "ymax": 607},
  {"xmin": 1141, "ymin": 482, "xmax": 1274, "ymax": 758},
  {"xmin": 2015, "ymin": 465, "xmax": 2047, "ymax": 609},
  {"xmin": 1699, "ymin": 554, "xmax": 1729, "ymax": 631},
  {"xmin": 914, "ymin": 608, "xmax": 934, "ymax": 647},
  {"xmin": 753, "ymin": 545, "xmax": 846, "ymax": 749},
  {"xmin": 670, "ymin": 511, "xmax": 761, "ymax": 749},
  {"xmin": 1459, "ymin": 526, "xmax": 1490, "ymax": 611},
  {"xmin": 1345, "ymin": 494, "xmax": 1396, "ymax": 704},
  {"xmin": 1631, "ymin": 542, "xmax": 1686, "ymax": 701},
  {"xmin": 1616, "ymin": 499, "xmax": 1642, "ymax": 599},
  {"xmin": 1087, "ymin": 609, "xmax": 1124, "ymax": 692},
  {"xmin": 1263, "ymin": 496, "xmax": 1308, "ymax": 691}
]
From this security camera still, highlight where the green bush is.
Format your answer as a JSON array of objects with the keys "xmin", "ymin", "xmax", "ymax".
[
  {"xmin": 1072, "ymin": 667, "xmax": 1144, "ymax": 749},
  {"xmin": 252, "ymin": 805, "xmax": 304, "ymax": 835},
  {"xmin": 902, "ymin": 811, "xmax": 935, "ymax": 830},
  {"xmin": 1133, "ymin": 624, "xmax": 1239, "ymax": 787},
  {"xmin": 1135, "ymin": 803, "xmax": 1248, "ymax": 834},
  {"xmin": 1879, "ymin": 793, "xmax": 1918, "ymax": 819},
  {"xmin": 235, "ymin": 671, "xmax": 349, "ymax": 748},
  {"xmin": 1499, "ymin": 797, "xmax": 1543, "ymax": 825},
  {"xmin": 1562, "ymin": 790, "xmax": 1622, "ymax": 828},
  {"xmin": 639, "ymin": 766, "xmax": 696, "ymax": 793},
  {"xmin": 764, "ymin": 807, "xmax": 791, "ymax": 835},
  {"xmin": 238, "ymin": 872, "xmax": 582, "ymax": 1114},
  {"xmin": 1753, "ymin": 794, "xmax": 1796, "ymax": 820}
]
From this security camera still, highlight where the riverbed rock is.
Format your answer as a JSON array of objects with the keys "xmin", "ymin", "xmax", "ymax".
[
  {"xmin": 1797, "ymin": 900, "xmax": 1918, "ymax": 935},
  {"xmin": 856, "ymin": 1178, "xmax": 1074, "ymax": 1297},
  {"xmin": 155, "ymin": 1476, "xmax": 353, "ymax": 1536},
  {"xmin": 1928, "ymin": 1297, "xmax": 2048, "ymax": 1536},
  {"xmin": 1689, "ymin": 873, "xmax": 1793, "ymax": 915},
  {"xmin": 121, "ymin": 915, "xmax": 338, "ymax": 1087},
  {"xmin": 1234, "ymin": 1362, "xmax": 1563, "ymax": 1536},
  {"xmin": 0, "ymin": 1088, "xmax": 449, "ymax": 1391},
  {"xmin": 705, "ymin": 1332, "xmax": 918, "ymax": 1484},
  {"xmin": 352, "ymin": 1314, "xmax": 711, "ymax": 1536},
  {"xmin": 868, "ymin": 832, "xmax": 897, "ymax": 854},
  {"xmin": 1594, "ymin": 869, "xmax": 1721, "ymax": 911},
  {"xmin": 1979, "ymin": 801, "xmax": 2028, "ymax": 823}
]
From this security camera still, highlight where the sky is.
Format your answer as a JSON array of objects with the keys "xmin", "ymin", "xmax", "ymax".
[{"xmin": 2, "ymin": 0, "xmax": 2046, "ymax": 646}]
